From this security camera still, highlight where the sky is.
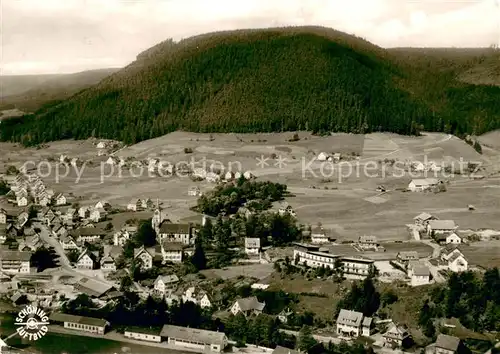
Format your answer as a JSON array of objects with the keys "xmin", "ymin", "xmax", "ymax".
[{"xmin": 1, "ymin": 0, "xmax": 499, "ymax": 75}]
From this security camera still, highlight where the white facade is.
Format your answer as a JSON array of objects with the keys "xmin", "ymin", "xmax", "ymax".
[
  {"xmin": 76, "ymin": 254, "xmax": 94, "ymax": 270},
  {"xmin": 446, "ymin": 233, "xmax": 461, "ymax": 244},
  {"xmin": 408, "ymin": 178, "xmax": 438, "ymax": 192},
  {"xmin": 448, "ymin": 255, "xmax": 468, "ymax": 273},
  {"xmin": 135, "ymin": 250, "xmax": 153, "ymax": 269},
  {"xmin": 124, "ymin": 331, "xmax": 161, "ymax": 343},
  {"xmin": 0, "ymin": 211, "xmax": 7, "ymax": 224},
  {"xmin": 161, "ymin": 248, "xmax": 183, "ymax": 263},
  {"xmin": 113, "ymin": 231, "xmax": 130, "ymax": 246},
  {"xmin": 17, "ymin": 197, "xmax": 28, "ymax": 207},
  {"xmin": 55, "ymin": 195, "xmax": 67, "ymax": 206}
]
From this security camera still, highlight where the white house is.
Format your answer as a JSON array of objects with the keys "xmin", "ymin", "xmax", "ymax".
[
  {"xmin": 243, "ymin": 171, "xmax": 254, "ymax": 180},
  {"xmin": 244, "ymin": 238, "xmax": 260, "ymax": 255},
  {"xmin": 408, "ymin": 178, "xmax": 439, "ymax": 192},
  {"xmin": 206, "ymin": 172, "xmax": 220, "ymax": 183},
  {"xmin": 158, "ymin": 223, "xmax": 194, "ymax": 245},
  {"xmin": 55, "ymin": 193, "xmax": 67, "ymax": 206},
  {"xmin": 188, "ymin": 186, "xmax": 202, "ymax": 197},
  {"xmin": 358, "ymin": 236, "xmax": 378, "ymax": 250},
  {"xmin": 100, "ymin": 255, "xmax": 117, "ymax": 271},
  {"xmin": 161, "ymin": 241, "xmax": 184, "ymax": 264},
  {"xmin": 317, "ymin": 152, "xmax": 329, "ymax": 161},
  {"xmin": 95, "ymin": 200, "xmax": 111, "ymax": 210},
  {"xmin": 76, "ymin": 249, "xmax": 98, "ymax": 270},
  {"xmin": 0, "ymin": 209, "xmax": 7, "ymax": 224},
  {"xmin": 427, "ymin": 220, "xmax": 457, "ymax": 236},
  {"xmin": 0, "ymin": 250, "xmax": 31, "ymax": 274},
  {"xmin": 154, "ymin": 274, "xmax": 180, "ymax": 296},
  {"xmin": 124, "ymin": 328, "xmax": 162, "ymax": 343},
  {"xmin": 230, "ymin": 297, "xmax": 265, "ymax": 317},
  {"xmin": 113, "ymin": 231, "xmax": 130, "ymax": 246},
  {"xmin": 127, "ymin": 199, "xmax": 142, "ymax": 212},
  {"xmin": 78, "ymin": 206, "xmax": 90, "ymax": 219},
  {"xmin": 336, "ymin": 309, "xmax": 367, "ymax": 338},
  {"xmin": 224, "ymin": 171, "xmax": 236, "ymax": 181},
  {"xmin": 383, "ymin": 323, "xmax": 410, "ymax": 349},
  {"xmin": 278, "ymin": 202, "xmax": 296, "ymax": 217},
  {"xmin": 59, "ymin": 235, "xmax": 80, "ymax": 251},
  {"xmin": 134, "ymin": 246, "xmax": 154, "ymax": 270},
  {"xmin": 38, "ymin": 195, "xmax": 51, "ymax": 207},
  {"xmin": 408, "ymin": 261, "xmax": 431, "ymax": 286},
  {"xmin": 182, "ymin": 287, "xmax": 212, "ymax": 309},
  {"xmin": 445, "ymin": 232, "xmax": 462, "ymax": 244},
  {"xmin": 17, "ymin": 196, "xmax": 28, "ymax": 207},
  {"xmin": 442, "ymin": 249, "xmax": 468, "ymax": 273},
  {"xmin": 90, "ymin": 207, "xmax": 106, "ymax": 222},
  {"xmin": 311, "ymin": 226, "xmax": 329, "ymax": 244}
]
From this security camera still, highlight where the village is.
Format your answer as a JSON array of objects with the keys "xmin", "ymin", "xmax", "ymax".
[{"xmin": 0, "ymin": 132, "xmax": 499, "ymax": 354}]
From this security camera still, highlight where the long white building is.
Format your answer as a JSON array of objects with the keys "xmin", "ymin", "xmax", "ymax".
[{"xmin": 293, "ymin": 244, "xmax": 374, "ymax": 279}]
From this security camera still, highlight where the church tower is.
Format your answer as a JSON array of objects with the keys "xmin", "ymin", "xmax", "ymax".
[{"xmin": 152, "ymin": 199, "xmax": 162, "ymax": 235}]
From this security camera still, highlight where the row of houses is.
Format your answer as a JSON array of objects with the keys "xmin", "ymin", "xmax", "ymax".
[
  {"xmin": 6, "ymin": 173, "xmax": 68, "ymax": 207},
  {"xmin": 49, "ymin": 312, "xmax": 228, "ymax": 353}
]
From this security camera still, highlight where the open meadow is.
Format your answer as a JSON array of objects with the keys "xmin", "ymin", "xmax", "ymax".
[{"xmin": 1, "ymin": 131, "xmax": 499, "ymax": 243}]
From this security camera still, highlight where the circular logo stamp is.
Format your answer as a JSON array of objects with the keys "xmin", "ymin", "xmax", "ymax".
[{"xmin": 14, "ymin": 305, "xmax": 49, "ymax": 340}]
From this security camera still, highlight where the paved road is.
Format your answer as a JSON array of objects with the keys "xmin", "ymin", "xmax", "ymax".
[{"xmin": 37, "ymin": 224, "xmax": 72, "ymax": 268}]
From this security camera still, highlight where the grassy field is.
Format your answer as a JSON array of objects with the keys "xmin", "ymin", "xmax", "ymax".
[{"xmin": 458, "ymin": 241, "xmax": 500, "ymax": 268}]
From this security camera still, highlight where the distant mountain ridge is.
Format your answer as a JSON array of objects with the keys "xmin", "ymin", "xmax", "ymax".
[{"xmin": 1, "ymin": 26, "xmax": 499, "ymax": 146}]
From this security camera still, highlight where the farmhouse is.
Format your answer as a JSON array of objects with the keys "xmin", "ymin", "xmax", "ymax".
[
  {"xmin": 383, "ymin": 323, "xmax": 411, "ymax": 349},
  {"xmin": 434, "ymin": 232, "xmax": 462, "ymax": 245},
  {"xmin": 127, "ymin": 199, "xmax": 142, "ymax": 212},
  {"xmin": 425, "ymin": 334, "xmax": 471, "ymax": 354},
  {"xmin": 49, "ymin": 312, "xmax": 109, "ymax": 335},
  {"xmin": 244, "ymin": 237, "xmax": 260, "ymax": 255},
  {"xmin": 0, "ymin": 250, "xmax": 31, "ymax": 274},
  {"xmin": 160, "ymin": 325, "xmax": 228, "ymax": 353},
  {"xmin": 124, "ymin": 327, "xmax": 162, "ymax": 343},
  {"xmin": 154, "ymin": 274, "xmax": 180, "ymax": 296},
  {"xmin": 336, "ymin": 309, "xmax": 372, "ymax": 338},
  {"xmin": 230, "ymin": 297, "xmax": 265, "ymax": 317},
  {"xmin": 408, "ymin": 261, "xmax": 431, "ymax": 286},
  {"xmin": 413, "ymin": 212, "xmax": 437, "ymax": 226},
  {"xmin": 440, "ymin": 247, "xmax": 469, "ymax": 273},
  {"xmin": 159, "ymin": 223, "xmax": 194, "ymax": 245},
  {"xmin": 100, "ymin": 255, "xmax": 117, "ymax": 271},
  {"xmin": 408, "ymin": 178, "xmax": 439, "ymax": 192},
  {"xmin": 427, "ymin": 220, "xmax": 457, "ymax": 236},
  {"xmin": 310, "ymin": 226, "xmax": 329, "ymax": 244},
  {"xmin": 358, "ymin": 235, "xmax": 378, "ymax": 250},
  {"xmin": 396, "ymin": 251, "xmax": 419, "ymax": 264},
  {"xmin": 134, "ymin": 246, "xmax": 154, "ymax": 269}
]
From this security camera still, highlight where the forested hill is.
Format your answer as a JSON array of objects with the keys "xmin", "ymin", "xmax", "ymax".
[{"xmin": 1, "ymin": 26, "xmax": 500, "ymax": 146}]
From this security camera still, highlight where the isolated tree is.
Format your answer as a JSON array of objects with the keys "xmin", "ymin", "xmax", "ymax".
[
  {"xmin": 135, "ymin": 219, "xmax": 156, "ymax": 247},
  {"xmin": 120, "ymin": 275, "xmax": 133, "ymax": 292},
  {"xmin": 191, "ymin": 237, "xmax": 207, "ymax": 271}
]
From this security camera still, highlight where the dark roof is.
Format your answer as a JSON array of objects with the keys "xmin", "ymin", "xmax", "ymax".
[
  {"xmin": 125, "ymin": 326, "xmax": 162, "ymax": 336},
  {"xmin": 435, "ymin": 334, "xmax": 461, "ymax": 351},
  {"xmin": 72, "ymin": 227, "xmax": 105, "ymax": 237},
  {"xmin": 0, "ymin": 250, "xmax": 31, "ymax": 262},
  {"xmin": 161, "ymin": 241, "xmax": 184, "ymax": 251},
  {"xmin": 159, "ymin": 223, "xmax": 191, "ymax": 235},
  {"xmin": 49, "ymin": 312, "xmax": 108, "ymax": 327}
]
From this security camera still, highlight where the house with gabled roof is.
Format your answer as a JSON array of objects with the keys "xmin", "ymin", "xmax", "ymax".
[
  {"xmin": 278, "ymin": 202, "xmax": 296, "ymax": 217},
  {"xmin": 427, "ymin": 220, "xmax": 457, "ymax": 236},
  {"xmin": 244, "ymin": 237, "xmax": 260, "ymax": 255},
  {"xmin": 55, "ymin": 193, "xmax": 67, "ymax": 206},
  {"xmin": 425, "ymin": 334, "xmax": 471, "ymax": 354},
  {"xmin": 95, "ymin": 200, "xmax": 111, "ymax": 211},
  {"xmin": 52, "ymin": 224, "xmax": 68, "ymax": 239},
  {"xmin": 408, "ymin": 178, "xmax": 439, "ymax": 192},
  {"xmin": 358, "ymin": 235, "xmax": 378, "ymax": 250},
  {"xmin": 100, "ymin": 255, "xmax": 117, "ymax": 271},
  {"xmin": 134, "ymin": 246, "xmax": 154, "ymax": 270},
  {"xmin": 72, "ymin": 227, "xmax": 104, "ymax": 243},
  {"xmin": 113, "ymin": 230, "xmax": 131, "ymax": 246},
  {"xmin": 161, "ymin": 241, "xmax": 184, "ymax": 264},
  {"xmin": 311, "ymin": 226, "xmax": 329, "ymax": 244},
  {"xmin": 60, "ymin": 234, "xmax": 80, "ymax": 251},
  {"xmin": 78, "ymin": 206, "xmax": 91, "ymax": 219},
  {"xmin": 383, "ymin": 323, "xmax": 411, "ymax": 349},
  {"xmin": 90, "ymin": 207, "xmax": 106, "ymax": 222},
  {"xmin": 336, "ymin": 309, "xmax": 364, "ymax": 338},
  {"xmin": 76, "ymin": 249, "xmax": 99, "ymax": 270},
  {"xmin": 230, "ymin": 296, "xmax": 265, "ymax": 317},
  {"xmin": 154, "ymin": 274, "xmax": 179, "ymax": 296},
  {"xmin": 18, "ymin": 235, "xmax": 43, "ymax": 252},
  {"xmin": 159, "ymin": 223, "xmax": 194, "ymax": 245},
  {"xmin": 408, "ymin": 261, "xmax": 431, "ymax": 286},
  {"xmin": 127, "ymin": 199, "xmax": 142, "ymax": 212},
  {"xmin": 182, "ymin": 287, "xmax": 212, "ymax": 309},
  {"xmin": 414, "ymin": 212, "xmax": 438, "ymax": 226}
]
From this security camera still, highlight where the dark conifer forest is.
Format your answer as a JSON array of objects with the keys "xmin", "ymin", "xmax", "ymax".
[{"xmin": 1, "ymin": 26, "xmax": 499, "ymax": 146}]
